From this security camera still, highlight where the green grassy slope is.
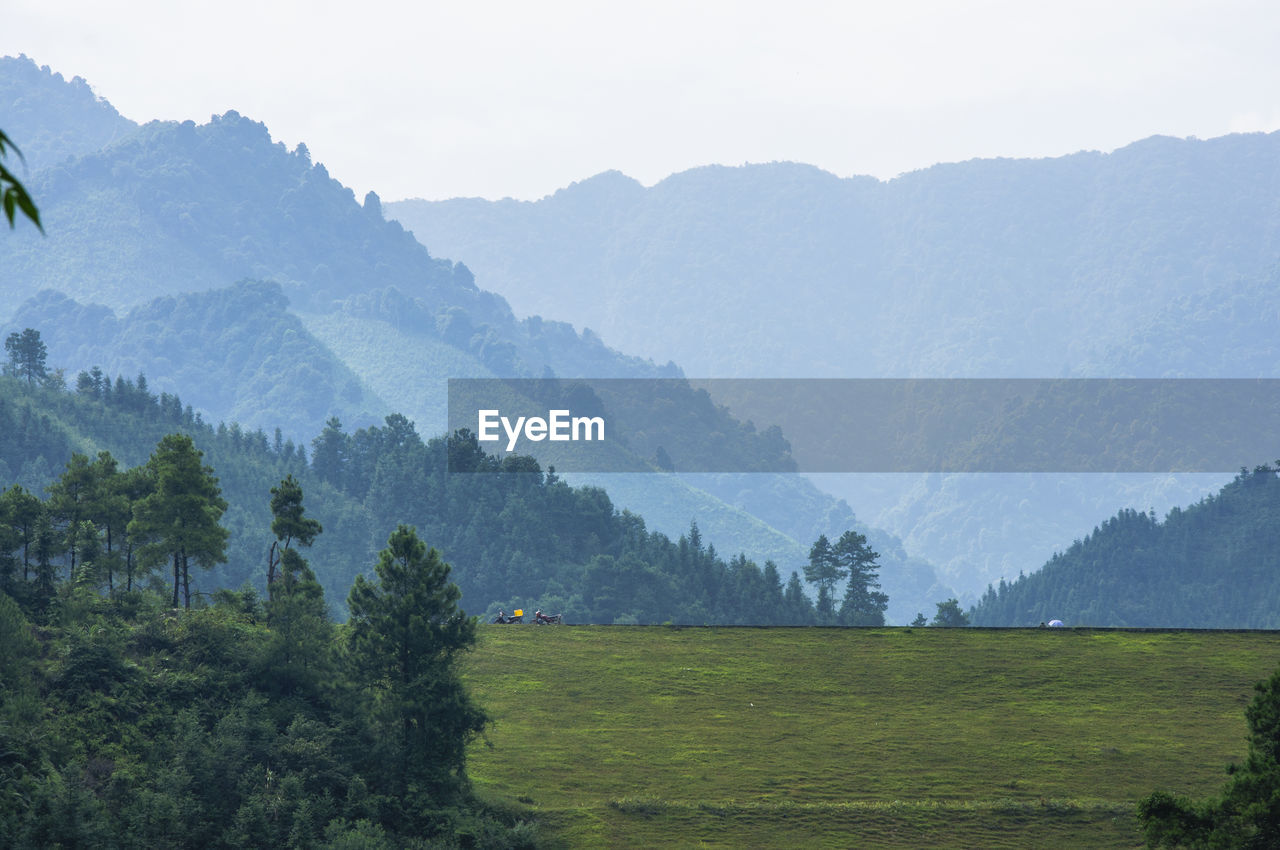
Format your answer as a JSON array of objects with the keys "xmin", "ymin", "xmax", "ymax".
[{"xmin": 463, "ymin": 626, "xmax": 1280, "ymax": 848}]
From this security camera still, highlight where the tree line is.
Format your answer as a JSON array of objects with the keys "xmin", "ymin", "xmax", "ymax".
[
  {"xmin": 2, "ymin": 328, "xmax": 917, "ymax": 626},
  {"xmin": 0, "ymin": 465, "xmax": 513, "ymax": 846}
]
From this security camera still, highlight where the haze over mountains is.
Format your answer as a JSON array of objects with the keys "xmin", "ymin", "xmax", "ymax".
[
  {"xmin": 387, "ymin": 138, "xmax": 1280, "ymax": 380},
  {"xmin": 0, "ymin": 55, "xmax": 951, "ymax": 622},
  {"xmin": 6, "ymin": 51, "xmax": 1279, "ymax": 622},
  {"xmin": 387, "ymin": 134, "xmax": 1280, "ymax": 594}
]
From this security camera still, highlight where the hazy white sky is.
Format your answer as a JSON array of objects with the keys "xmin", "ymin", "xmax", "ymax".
[{"xmin": 5, "ymin": 0, "xmax": 1280, "ymax": 201}]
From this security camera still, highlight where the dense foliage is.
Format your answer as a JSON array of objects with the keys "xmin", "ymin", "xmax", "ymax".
[
  {"xmin": 305, "ymin": 415, "xmax": 826, "ymax": 625},
  {"xmin": 0, "ymin": 367, "xmax": 841, "ymax": 626},
  {"xmin": 0, "ymin": 57, "xmax": 948, "ymax": 614},
  {"xmin": 9, "ymin": 282, "xmax": 388, "ymax": 441},
  {"xmin": 970, "ymin": 465, "xmax": 1280, "ymax": 627},
  {"xmin": 0, "ymin": 531, "xmax": 535, "ymax": 848}
]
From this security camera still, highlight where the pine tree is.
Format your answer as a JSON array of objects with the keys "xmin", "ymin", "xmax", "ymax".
[
  {"xmin": 346, "ymin": 525, "xmax": 487, "ymax": 810},
  {"xmin": 267, "ymin": 474, "xmax": 322, "ymax": 595},
  {"xmin": 835, "ymin": 529, "xmax": 888, "ymax": 626},
  {"xmin": 263, "ymin": 547, "xmax": 332, "ymax": 700},
  {"xmin": 804, "ymin": 534, "xmax": 844, "ymax": 621},
  {"xmin": 310, "ymin": 417, "xmax": 348, "ymax": 489},
  {"xmin": 3, "ymin": 328, "xmax": 47, "ymax": 387},
  {"xmin": 87, "ymin": 452, "xmax": 130, "ymax": 592},
  {"xmin": 0, "ymin": 484, "xmax": 41, "ymax": 583},
  {"xmin": 46, "ymin": 453, "xmax": 95, "ymax": 575},
  {"xmin": 128, "ymin": 434, "xmax": 229, "ymax": 607},
  {"xmin": 783, "ymin": 570, "xmax": 812, "ymax": 625},
  {"xmin": 931, "ymin": 598, "xmax": 971, "ymax": 627}
]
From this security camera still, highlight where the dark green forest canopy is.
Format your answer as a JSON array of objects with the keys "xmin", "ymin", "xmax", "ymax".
[
  {"xmin": 0, "ymin": 372, "xmax": 828, "ymax": 627},
  {"xmin": 970, "ymin": 463, "xmax": 1280, "ymax": 628},
  {"xmin": 8, "ymin": 358, "xmax": 1280, "ymax": 632},
  {"xmin": 0, "ymin": 527, "xmax": 533, "ymax": 848}
]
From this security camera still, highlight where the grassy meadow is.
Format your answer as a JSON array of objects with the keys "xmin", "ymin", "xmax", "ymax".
[{"xmin": 462, "ymin": 626, "xmax": 1280, "ymax": 848}]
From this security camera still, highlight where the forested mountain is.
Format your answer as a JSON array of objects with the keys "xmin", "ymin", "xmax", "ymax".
[
  {"xmin": 0, "ymin": 54, "xmax": 953, "ymax": 617},
  {"xmin": 0, "ymin": 55, "xmax": 136, "ymax": 173},
  {"xmin": 970, "ymin": 465, "xmax": 1280, "ymax": 628},
  {"xmin": 1, "ymin": 290, "xmax": 957, "ymax": 619},
  {"xmin": 7, "ymin": 282, "xmax": 387, "ymax": 440},
  {"xmin": 1, "ymin": 52, "xmax": 667, "ymax": 387},
  {"xmin": 5, "ymin": 107, "xmax": 492, "ymax": 319},
  {"xmin": 0, "ymin": 372, "xmax": 861, "ymax": 626},
  {"xmin": 387, "ymin": 134, "xmax": 1280, "ymax": 597}
]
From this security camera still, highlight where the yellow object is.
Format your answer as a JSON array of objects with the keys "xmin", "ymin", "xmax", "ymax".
[{"xmin": 513, "ymin": 609, "xmax": 523, "ymax": 617}]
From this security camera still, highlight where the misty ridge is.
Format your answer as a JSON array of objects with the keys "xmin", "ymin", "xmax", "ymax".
[
  {"xmin": 386, "ymin": 130, "xmax": 1280, "ymax": 598},
  {"xmin": 5, "ymin": 53, "xmax": 1280, "ymax": 624},
  {"xmin": 388, "ymin": 133, "xmax": 1280, "ymax": 381},
  {"xmin": 1, "ymin": 55, "xmax": 957, "ymax": 623}
]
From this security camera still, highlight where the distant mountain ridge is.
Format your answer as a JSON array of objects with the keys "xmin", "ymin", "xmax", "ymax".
[{"xmin": 387, "ymin": 133, "xmax": 1280, "ymax": 380}]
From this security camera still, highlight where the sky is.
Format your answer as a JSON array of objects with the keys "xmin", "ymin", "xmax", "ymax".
[{"xmin": 5, "ymin": 0, "xmax": 1280, "ymax": 202}]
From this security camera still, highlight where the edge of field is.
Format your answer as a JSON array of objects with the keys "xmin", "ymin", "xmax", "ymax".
[{"xmin": 462, "ymin": 625, "xmax": 1280, "ymax": 848}]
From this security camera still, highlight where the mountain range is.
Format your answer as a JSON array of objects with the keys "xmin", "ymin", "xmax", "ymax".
[
  {"xmin": 7, "ymin": 51, "xmax": 1278, "ymax": 622},
  {"xmin": 386, "ymin": 132, "xmax": 1280, "ymax": 593},
  {"xmin": 0, "ymin": 55, "xmax": 950, "ymax": 622}
]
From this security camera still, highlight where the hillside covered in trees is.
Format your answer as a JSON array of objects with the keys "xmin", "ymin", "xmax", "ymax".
[
  {"xmin": 970, "ymin": 464, "xmax": 1280, "ymax": 628},
  {"xmin": 0, "ymin": 54, "xmax": 939, "ymax": 614},
  {"xmin": 0, "ymin": 365, "xmax": 867, "ymax": 626},
  {"xmin": 0, "ymin": 514, "xmax": 524, "ymax": 847},
  {"xmin": 9, "ymin": 282, "xmax": 389, "ymax": 441}
]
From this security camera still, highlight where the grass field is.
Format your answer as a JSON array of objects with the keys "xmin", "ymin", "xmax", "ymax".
[{"xmin": 462, "ymin": 626, "xmax": 1280, "ymax": 848}]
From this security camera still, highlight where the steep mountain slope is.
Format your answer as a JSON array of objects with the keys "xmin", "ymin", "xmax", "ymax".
[
  {"xmin": 6, "ymin": 109, "xmax": 492, "ymax": 319},
  {"xmin": 0, "ymin": 57, "xmax": 949, "ymax": 618},
  {"xmin": 970, "ymin": 465, "xmax": 1280, "ymax": 627},
  {"xmin": 0, "ymin": 55, "xmax": 137, "ymax": 172}
]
